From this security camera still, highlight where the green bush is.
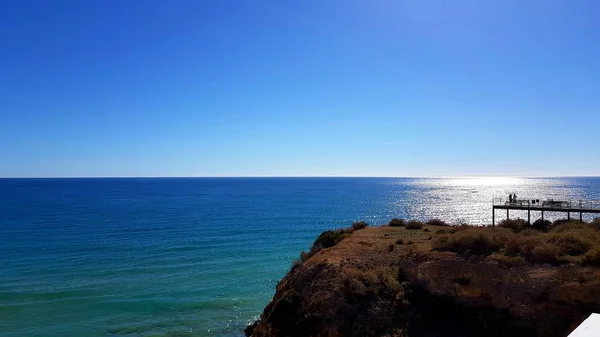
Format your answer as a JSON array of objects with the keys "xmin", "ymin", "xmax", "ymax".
[
  {"xmin": 389, "ymin": 218, "xmax": 405, "ymax": 227},
  {"xmin": 406, "ymin": 220, "xmax": 424, "ymax": 230},
  {"xmin": 313, "ymin": 229, "xmax": 349, "ymax": 251}
]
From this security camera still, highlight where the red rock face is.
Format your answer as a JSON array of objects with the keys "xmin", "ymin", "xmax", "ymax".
[{"xmin": 247, "ymin": 225, "xmax": 600, "ymax": 337}]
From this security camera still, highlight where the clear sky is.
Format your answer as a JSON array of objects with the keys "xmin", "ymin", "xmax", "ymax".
[{"xmin": 1, "ymin": 0, "xmax": 599, "ymax": 177}]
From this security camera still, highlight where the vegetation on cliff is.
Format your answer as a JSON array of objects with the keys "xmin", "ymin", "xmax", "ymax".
[
  {"xmin": 433, "ymin": 218, "xmax": 600, "ymax": 266},
  {"xmin": 247, "ymin": 218, "xmax": 600, "ymax": 337}
]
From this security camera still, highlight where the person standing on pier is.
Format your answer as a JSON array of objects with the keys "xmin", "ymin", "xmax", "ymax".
[{"xmin": 509, "ymin": 194, "xmax": 513, "ymax": 203}]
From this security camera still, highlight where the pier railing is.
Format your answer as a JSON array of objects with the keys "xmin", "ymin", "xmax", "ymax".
[{"xmin": 493, "ymin": 198, "xmax": 600, "ymax": 210}]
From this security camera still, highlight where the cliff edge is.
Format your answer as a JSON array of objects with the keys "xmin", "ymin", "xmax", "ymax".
[{"xmin": 246, "ymin": 221, "xmax": 600, "ymax": 337}]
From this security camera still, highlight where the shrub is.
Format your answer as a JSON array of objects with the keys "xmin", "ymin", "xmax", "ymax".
[
  {"xmin": 423, "ymin": 227, "xmax": 431, "ymax": 232},
  {"xmin": 448, "ymin": 224, "xmax": 470, "ymax": 234},
  {"xmin": 426, "ymin": 218, "xmax": 448, "ymax": 227},
  {"xmin": 427, "ymin": 218, "xmax": 600, "ymax": 266},
  {"xmin": 388, "ymin": 244, "xmax": 394, "ymax": 252},
  {"xmin": 521, "ymin": 229, "xmax": 541, "ymax": 237},
  {"xmin": 582, "ymin": 248, "xmax": 600, "ymax": 266},
  {"xmin": 504, "ymin": 236, "xmax": 542, "ymax": 257},
  {"xmin": 291, "ymin": 258, "xmax": 302, "ymax": 271},
  {"xmin": 300, "ymin": 250, "xmax": 310, "ymax": 262},
  {"xmin": 551, "ymin": 220, "xmax": 586, "ymax": 233},
  {"xmin": 454, "ymin": 218, "xmax": 469, "ymax": 226},
  {"xmin": 530, "ymin": 244, "xmax": 560, "ymax": 265},
  {"xmin": 489, "ymin": 254, "xmax": 525, "ymax": 268},
  {"xmin": 553, "ymin": 219, "xmax": 583, "ymax": 227},
  {"xmin": 389, "ymin": 218, "xmax": 405, "ymax": 227},
  {"xmin": 352, "ymin": 221, "xmax": 368, "ymax": 230},
  {"xmin": 552, "ymin": 218, "xmax": 569, "ymax": 226},
  {"xmin": 313, "ymin": 229, "xmax": 349, "ymax": 251},
  {"xmin": 548, "ymin": 233, "xmax": 592, "ymax": 256},
  {"xmin": 499, "ymin": 218, "xmax": 528, "ymax": 232},
  {"xmin": 591, "ymin": 218, "xmax": 600, "ymax": 230},
  {"xmin": 432, "ymin": 235, "xmax": 449, "ymax": 248},
  {"xmin": 406, "ymin": 220, "xmax": 423, "ymax": 230},
  {"xmin": 532, "ymin": 219, "xmax": 552, "ymax": 232},
  {"xmin": 395, "ymin": 239, "xmax": 403, "ymax": 245},
  {"xmin": 490, "ymin": 227, "xmax": 514, "ymax": 246},
  {"xmin": 433, "ymin": 229, "xmax": 502, "ymax": 255}
]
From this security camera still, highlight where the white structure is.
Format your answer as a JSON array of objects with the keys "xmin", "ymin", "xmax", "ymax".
[{"xmin": 568, "ymin": 313, "xmax": 600, "ymax": 337}]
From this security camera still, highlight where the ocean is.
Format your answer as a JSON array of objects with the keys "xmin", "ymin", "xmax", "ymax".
[{"xmin": 2, "ymin": 177, "xmax": 599, "ymax": 336}]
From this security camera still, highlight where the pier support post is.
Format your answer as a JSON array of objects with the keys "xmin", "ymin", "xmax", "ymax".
[
  {"xmin": 580, "ymin": 212, "xmax": 583, "ymax": 222},
  {"xmin": 542, "ymin": 210, "xmax": 544, "ymax": 222},
  {"xmin": 492, "ymin": 209, "xmax": 495, "ymax": 228},
  {"xmin": 568, "ymin": 212, "xmax": 571, "ymax": 221},
  {"xmin": 507, "ymin": 209, "xmax": 509, "ymax": 220},
  {"xmin": 528, "ymin": 209, "xmax": 531, "ymax": 225}
]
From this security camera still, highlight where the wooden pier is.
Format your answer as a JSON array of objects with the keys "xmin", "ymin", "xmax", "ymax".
[{"xmin": 492, "ymin": 198, "xmax": 600, "ymax": 227}]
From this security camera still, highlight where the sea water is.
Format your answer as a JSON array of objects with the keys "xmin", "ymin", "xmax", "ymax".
[{"xmin": 2, "ymin": 177, "xmax": 599, "ymax": 336}]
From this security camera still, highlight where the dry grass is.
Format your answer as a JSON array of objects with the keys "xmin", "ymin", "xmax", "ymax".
[
  {"xmin": 426, "ymin": 218, "xmax": 448, "ymax": 227},
  {"xmin": 293, "ymin": 218, "xmax": 600, "ymax": 272},
  {"xmin": 389, "ymin": 218, "xmax": 405, "ymax": 227},
  {"xmin": 432, "ymin": 219, "xmax": 600, "ymax": 266},
  {"xmin": 488, "ymin": 254, "xmax": 526, "ymax": 267},
  {"xmin": 499, "ymin": 218, "xmax": 528, "ymax": 232},
  {"xmin": 406, "ymin": 220, "xmax": 424, "ymax": 230},
  {"xmin": 291, "ymin": 224, "xmax": 359, "ymax": 270},
  {"xmin": 432, "ymin": 227, "xmax": 508, "ymax": 255},
  {"xmin": 352, "ymin": 221, "xmax": 369, "ymax": 231},
  {"xmin": 530, "ymin": 244, "xmax": 561, "ymax": 265},
  {"xmin": 582, "ymin": 248, "xmax": 600, "ymax": 266},
  {"xmin": 254, "ymin": 219, "xmax": 600, "ymax": 337}
]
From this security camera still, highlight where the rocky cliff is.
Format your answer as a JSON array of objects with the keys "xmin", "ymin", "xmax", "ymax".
[{"xmin": 246, "ymin": 223, "xmax": 600, "ymax": 337}]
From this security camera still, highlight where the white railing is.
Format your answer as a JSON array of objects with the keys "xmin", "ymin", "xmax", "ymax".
[{"xmin": 493, "ymin": 198, "xmax": 600, "ymax": 210}]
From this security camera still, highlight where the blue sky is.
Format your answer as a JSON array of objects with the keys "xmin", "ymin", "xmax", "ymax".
[{"xmin": 1, "ymin": 0, "xmax": 599, "ymax": 177}]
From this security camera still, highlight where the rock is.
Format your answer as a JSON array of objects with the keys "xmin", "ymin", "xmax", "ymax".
[{"xmin": 247, "ymin": 225, "xmax": 600, "ymax": 337}]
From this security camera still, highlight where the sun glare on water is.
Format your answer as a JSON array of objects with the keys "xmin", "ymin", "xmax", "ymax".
[{"xmin": 450, "ymin": 177, "xmax": 524, "ymax": 186}]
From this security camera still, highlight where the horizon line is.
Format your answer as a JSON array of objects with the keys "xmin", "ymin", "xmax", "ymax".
[{"xmin": 1, "ymin": 175, "xmax": 600, "ymax": 179}]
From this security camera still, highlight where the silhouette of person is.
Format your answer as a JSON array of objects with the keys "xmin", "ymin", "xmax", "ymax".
[{"xmin": 509, "ymin": 194, "xmax": 513, "ymax": 202}]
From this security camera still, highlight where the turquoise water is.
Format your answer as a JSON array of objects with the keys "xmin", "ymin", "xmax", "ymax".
[{"xmin": 2, "ymin": 177, "xmax": 599, "ymax": 336}]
